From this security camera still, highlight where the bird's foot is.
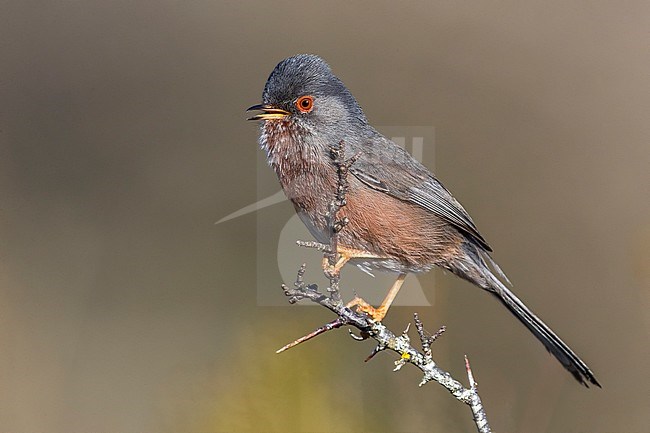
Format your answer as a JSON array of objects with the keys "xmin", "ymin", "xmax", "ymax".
[
  {"xmin": 322, "ymin": 255, "xmax": 348, "ymax": 279},
  {"xmin": 321, "ymin": 246, "xmax": 387, "ymax": 278},
  {"xmin": 346, "ymin": 296, "xmax": 387, "ymax": 322}
]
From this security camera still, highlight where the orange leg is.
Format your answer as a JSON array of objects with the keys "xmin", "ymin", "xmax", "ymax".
[
  {"xmin": 346, "ymin": 273, "xmax": 407, "ymax": 322},
  {"xmin": 322, "ymin": 246, "xmax": 385, "ymax": 276}
]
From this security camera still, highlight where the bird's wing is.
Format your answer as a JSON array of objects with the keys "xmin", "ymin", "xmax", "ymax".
[{"xmin": 348, "ymin": 138, "xmax": 492, "ymax": 252}]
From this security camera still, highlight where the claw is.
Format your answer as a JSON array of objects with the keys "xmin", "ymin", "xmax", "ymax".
[
  {"xmin": 346, "ymin": 296, "xmax": 387, "ymax": 322},
  {"xmin": 348, "ymin": 328, "xmax": 368, "ymax": 341}
]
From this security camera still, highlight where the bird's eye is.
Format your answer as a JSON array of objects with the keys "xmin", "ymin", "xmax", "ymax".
[{"xmin": 295, "ymin": 95, "xmax": 314, "ymax": 113}]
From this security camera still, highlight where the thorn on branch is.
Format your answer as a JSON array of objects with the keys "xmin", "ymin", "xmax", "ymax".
[
  {"xmin": 402, "ymin": 322, "xmax": 411, "ymax": 339},
  {"xmin": 465, "ymin": 355, "xmax": 477, "ymax": 390},
  {"xmin": 276, "ymin": 317, "xmax": 347, "ymax": 354},
  {"xmin": 364, "ymin": 343, "xmax": 385, "ymax": 362}
]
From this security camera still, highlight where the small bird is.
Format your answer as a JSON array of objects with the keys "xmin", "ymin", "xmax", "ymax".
[{"xmin": 248, "ymin": 54, "xmax": 599, "ymax": 387}]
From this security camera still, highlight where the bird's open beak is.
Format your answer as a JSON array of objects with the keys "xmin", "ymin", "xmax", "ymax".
[{"xmin": 246, "ymin": 104, "xmax": 291, "ymax": 121}]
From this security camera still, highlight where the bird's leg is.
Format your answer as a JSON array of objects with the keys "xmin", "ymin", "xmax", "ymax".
[
  {"xmin": 347, "ymin": 273, "xmax": 407, "ymax": 322},
  {"xmin": 321, "ymin": 246, "xmax": 384, "ymax": 277},
  {"xmin": 321, "ymin": 254, "xmax": 349, "ymax": 277}
]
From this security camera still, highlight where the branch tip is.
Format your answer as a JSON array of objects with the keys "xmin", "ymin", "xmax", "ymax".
[
  {"xmin": 465, "ymin": 355, "xmax": 477, "ymax": 390},
  {"xmin": 276, "ymin": 318, "xmax": 346, "ymax": 354}
]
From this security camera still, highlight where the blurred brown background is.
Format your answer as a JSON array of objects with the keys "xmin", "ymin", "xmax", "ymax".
[{"xmin": 1, "ymin": 1, "xmax": 649, "ymax": 432}]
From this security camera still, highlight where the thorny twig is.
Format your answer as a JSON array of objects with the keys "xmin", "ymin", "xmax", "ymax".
[{"xmin": 276, "ymin": 140, "xmax": 492, "ymax": 433}]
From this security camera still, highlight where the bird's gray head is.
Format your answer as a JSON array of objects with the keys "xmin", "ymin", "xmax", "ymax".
[{"xmin": 247, "ymin": 54, "xmax": 368, "ymax": 133}]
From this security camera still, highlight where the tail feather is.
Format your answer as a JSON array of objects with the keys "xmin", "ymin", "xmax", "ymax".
[
  {"xmin": 453, "ymin": 245, "xmax": 600, "ymax": 387},
  {"xmin": 487, "ymin": 273, "xmax": 600, "ymax": 387}
]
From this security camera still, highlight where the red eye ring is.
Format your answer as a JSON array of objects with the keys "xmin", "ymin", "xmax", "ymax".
[{"xmin": 295, "ymin": 95, "xmax": 314, "ymax": 113}]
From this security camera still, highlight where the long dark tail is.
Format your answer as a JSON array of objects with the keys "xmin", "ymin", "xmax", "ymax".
[{"xmin": 452, "ymin": 244, "xmax": 600, "ymax": 387}]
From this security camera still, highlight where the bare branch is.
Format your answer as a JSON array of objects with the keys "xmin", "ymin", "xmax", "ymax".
[{"xmin": 280, "ymin": 272, "xmax": 492, "ymax": 433}]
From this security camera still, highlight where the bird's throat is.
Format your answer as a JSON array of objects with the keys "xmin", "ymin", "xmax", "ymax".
[
  {"xmin": 260, "ymin": 120, "xmax": 324, "ymax": 184},
  {"xmin": 259, "ymin": 120, "xmax": 337, "ymax": 218}
]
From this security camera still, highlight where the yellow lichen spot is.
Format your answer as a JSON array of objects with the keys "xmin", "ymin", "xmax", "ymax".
[{"xmin": 401, "ymin": 352, "xmax": 411, "ymax": 360}]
